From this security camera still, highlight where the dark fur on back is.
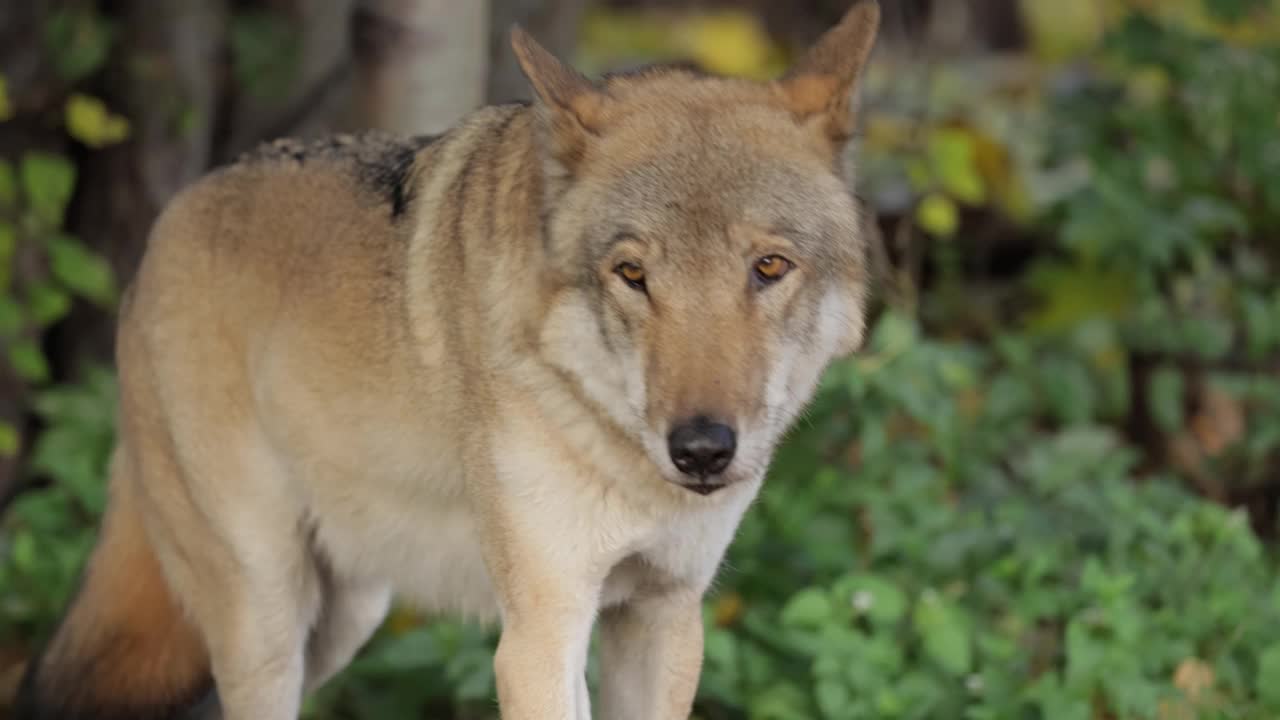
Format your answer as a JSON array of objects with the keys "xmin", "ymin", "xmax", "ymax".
[
  {"xmin": 600, "ymin": 60, "xmax": 712, "ymax": 84},
  {"xmin": 236, "ymin": 131, "xmax": 441, "ymax": 220}
]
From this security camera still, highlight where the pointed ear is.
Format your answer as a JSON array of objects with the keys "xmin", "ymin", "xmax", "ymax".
[
  {"xmin": 776, "ymin": 0, "xmax": 880, "ymax": 144},
  {"xmin": 511, "ymin": 25, "xmax": 609, "ymax": 174}
]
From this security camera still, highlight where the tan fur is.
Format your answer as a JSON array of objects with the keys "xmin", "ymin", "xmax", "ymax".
[{"xmin": 17, "ymin": 4, "xmax": 880, "ymax": 719}]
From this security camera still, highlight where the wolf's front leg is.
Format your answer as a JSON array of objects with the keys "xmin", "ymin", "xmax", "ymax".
[
  {"xmin": 494, "ymin": 602, "xmax": 597, "ymax": 720},
  {"xmin": 488, "ymin": 536, "xmax": 600, "ymax": 720},
  {"xmin": 597, "ymin": 591, "xmax": 704, "ymax": 720}
]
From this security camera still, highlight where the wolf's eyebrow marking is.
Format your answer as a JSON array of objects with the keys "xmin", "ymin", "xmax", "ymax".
[
  {"xmin": 766, "ymin": 224, "xmax": 807, "ymax": 244},
  {"xmin": 607, "ymin": 230, "xmax": 645, "ymax": 249}
]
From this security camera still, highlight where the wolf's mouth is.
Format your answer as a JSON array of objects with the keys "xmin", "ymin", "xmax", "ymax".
[{"xmin": 682, "ymin": 481, "xmax": 727, "ymax": 496}]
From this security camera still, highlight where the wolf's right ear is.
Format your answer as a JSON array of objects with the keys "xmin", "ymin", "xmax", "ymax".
[
  {"xmin": 775, "ymin": 0, "xmax": 880, "ymax": 149},
  {"xmin": 511, "ymin": 26, "xmax": 609, "ymax": 176}
]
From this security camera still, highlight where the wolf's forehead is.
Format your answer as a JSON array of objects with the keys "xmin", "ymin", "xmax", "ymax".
[{"xmin": 601, "ymin": 150, "xmax": 849, "ymax": 233}]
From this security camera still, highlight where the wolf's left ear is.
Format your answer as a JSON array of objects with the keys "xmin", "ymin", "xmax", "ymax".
[
  {"xmin": 776, "ymin": 0, "xmax": 880, "ymax": 146},
  {"xmin": 511, "ymin": 26, "xmax": 609, "ymax": 175}
]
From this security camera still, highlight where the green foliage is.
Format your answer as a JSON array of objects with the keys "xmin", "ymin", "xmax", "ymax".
[
  {"xmin": 230, "ymin": 9, "xmax": 303, "ymax": 101},
  {"xmin": 686, "ymin": 316, "xmax": 1280, "ymax": 718},
  {"xmin": 0, "ymin": 6, "xmax": 127, "ymax": 646},
  {"xmin": 0, "ymin": 150, "xmax": 118, "ymax": 389},
  {"xmin": 0, "ymin": 6, "xmax": 126, "ymax": 506},
  {"xmin": 43, "ymin": 6, "xmax": 116, "ymax": 84},
  {"xmin": 0, "ymin": 368, "xmax": 116, "ymax": 641}
]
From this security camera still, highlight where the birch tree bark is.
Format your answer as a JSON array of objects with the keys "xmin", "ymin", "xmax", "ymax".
[{"xmin": 350, "ymin": 0, "xmax": 492, "ymax": 135}]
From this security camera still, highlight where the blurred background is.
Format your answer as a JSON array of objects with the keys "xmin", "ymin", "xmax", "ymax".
[{"xmin": 1, "ymin": 0, "xmax": 1279, "ymax": 717}]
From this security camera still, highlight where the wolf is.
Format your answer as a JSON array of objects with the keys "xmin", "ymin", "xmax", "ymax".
[{"xmin": 15, "ymin": 2, "xmax": 880, "ymax": 718}]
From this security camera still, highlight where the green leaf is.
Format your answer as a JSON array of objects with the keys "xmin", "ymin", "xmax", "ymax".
[
  {"xmin": 815, "ymin": 679, "xmax": 851, "ymax": 719},
  {"xmin": 1259, "ymin": 644, "xmax": 1280, "ymax": 708},
  {"xmin": 781, "ymin": 587, "xmax": 834, "ymax": 629},
  {"xmin": 1024, "ymin": 260, "xmax": 1134, "ymax": 333},
  {"xmin": 1148, "ymin": 365, "xmax": 1185, "ymax": 433},
  {"xmin": 840, "ymin": 574, "xmax": 908, "ymax": 625},
  {"xmin": 353, "ymin": 627, "xmax": 442, "ymax": 672},
  {"xmin": 21, "ymin": 152, "xmax": 77, "ymax": 228},
  {"xmin": 1183, "ymin": 316, "xmax": 1234, "ymax": 361},
  {"xmin": 0, "ymin": 159, "xmax": 16, "ymax": 208},
  {"xmin": 0, "ymin": 294, "xmax": 21, "ymax": 337},
  {"xmin": 31, "ymin": 374, "xmax": 117, "ymax": 429},
  {"xmin": 26, "ymin": 283, "xmax": 72, "ymax": 327},
  {"xmin": 1205, "ymin": 0, "xmax": 1269, "ymax": 23},
  {"xmin": 12, "ymin": 531, "xmax": 37, "ymax": 573},
  {"xmin": 44, "ymin": 8, "xmax": 116, "ymax": 83},
  {"xmin": 1244, "ymin": 291, "xmax": 1280, "ymax": 358},
  {"xmin": 49, "ymin": 235, "xmax": 115, "ymax": 305},
  {"xmin": 868, "ymin": 310, "xmax": 919, "ymax": 355},
  {"xmin": 0, "ymin": 421, "xmax": 18, "ymax": 458},
  {"xmin": 0, "ymin": 222, "xmax": 15, "ymax": 291},
  {"xmin": 1039, "ymin": 355, "xmax": 1097, "ymax": 425},
  {"xmin": 0, "ymin": 221, "xmax": 13, "ymax": 258},
  {"xmin": 65, "ymin": 94, "xmax": 130, "ymax": 148},
  {"xmin": 0, "ymin": 74, "xmax": 12, "ymax": 121},
  {"xmin": 29, "ymin": 425, "xmax": 110, "ymax": 511},
  {"xmin": 749, "ymin": 681, "xmax": 813, "ymax": 720},
  {"xmin": 703, "ymin": 626, "xmax": 738, "ymax": 670},
  {"xmin": 230, "ymin": 10, "xmax": 302, "ymax": 100},
  {"xmin": 8, "ymin": 338, "xmax": 50, "ymax": 383},
  {"xmin": 916, "ymin": 193, "xmax": 959, "ymax": 237},
  {"xmin": 914, "ymin": 592, "xmax": 971, "ymax": 676}
]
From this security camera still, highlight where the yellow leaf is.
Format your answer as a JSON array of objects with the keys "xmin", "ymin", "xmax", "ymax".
[
  {"xmin": 972, "ymin": 129, "xmax": 1034, "ymax": 223},
  {"xmin": 0, "ymin": 76, "xmax": 12, "ymax": 122},
  {"xmin": 680, "ymin": 11, "xmax": 776, "ymax": 79},
  {"xmin": 916, "ymin": 193, "xmax": 959, "ymax": 237},
  {"xmin": 1024, "ymin": 263, "xmax": 1134, "ymax": 333},
  {"xmin": 864, "ymin": 116, "xmax": 915, "ymax": 152},
  {"xmin": 1127, "ymin": 65, "xmax": 1172, "ymax": 108},
  {"xmin": 1157, "ymin": 698, "xmax": 1195, "ymax": 720},
  {"xmin": 385, "ymin": 605, "xmax": 424, "ymax": 636},
  {"xmin": 65, "ymin": 93, "xmax": 130, "ymax": 148},
  {"xmin": 712, "ymin": 592, "xmax": 744, "ymax": 627},
  {"xmin": 578, "ymin": 10, "xmax": 683, "ymax": 70},
  {"xmin": 0, "ymin": 422, "xmax": 17, "ymax": 458},
  {"xmin": 927, "ymin": 128, "xmax": 986, "ymax": 205},
  {"xmin": 1019, "ymin": 0, "xmax": 1106, "ymax": 62}
]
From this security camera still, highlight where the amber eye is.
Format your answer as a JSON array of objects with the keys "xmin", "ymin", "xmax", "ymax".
[
  {"xmin": 615, "ymin": 262, "xmax": 647, "ymax": 291},
  {"xmin": 754, "ymin": 255, "xmax": 793, "ymax": 284}
]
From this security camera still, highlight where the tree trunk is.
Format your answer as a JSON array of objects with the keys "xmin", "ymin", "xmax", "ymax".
[
  {"xmin": 349, "ymin": 0, "xmax": 491, "ymax": 135},
  {"xmin": 51, "ymin": 0, "xmax": 228, "ymax": 373}
]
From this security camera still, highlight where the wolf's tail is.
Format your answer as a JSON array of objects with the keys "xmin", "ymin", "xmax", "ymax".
[{"xmin": 14, "ymin": 452, "xmax": 215, "ymax": 720}]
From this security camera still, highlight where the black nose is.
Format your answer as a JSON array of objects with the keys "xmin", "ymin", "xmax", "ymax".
[{"xmin": 667, "ymin": 417, "xmax": 736, "ymax": 478}]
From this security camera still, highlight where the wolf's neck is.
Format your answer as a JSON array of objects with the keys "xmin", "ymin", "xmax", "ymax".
[{"xmin": 400, "ymin": 101, "xmax": 554, "ymax": 371}]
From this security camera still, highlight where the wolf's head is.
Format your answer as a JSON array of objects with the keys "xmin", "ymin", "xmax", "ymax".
[{"xmin": 517, "ymin": 1, "xmax": 879, "ymax": 495}]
